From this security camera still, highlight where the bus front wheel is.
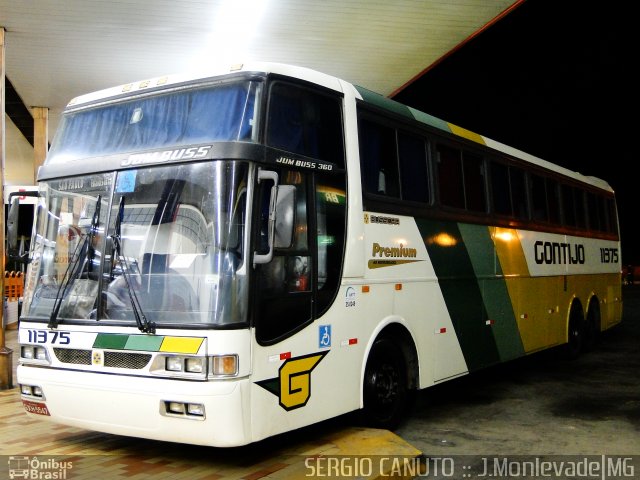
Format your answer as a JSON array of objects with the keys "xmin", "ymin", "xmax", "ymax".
[{"xmin": 361, "ymin": 337, "xmax": 409, "ymax": 430}]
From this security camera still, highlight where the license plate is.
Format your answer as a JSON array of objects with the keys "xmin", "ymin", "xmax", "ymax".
[{"xmin": 22, "ymin": 400, "xmax": 51, "ymax": 416}]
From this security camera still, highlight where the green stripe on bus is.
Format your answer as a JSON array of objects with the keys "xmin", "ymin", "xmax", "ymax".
[
  {"xmin": 458, "ymin": 224, "xmax": 525, "ymax": 362},
  {"xmin": 355, "ymin": 85, "xmax": 414, "ymax": 119},
  {"xmin": 93, "ymin": 333, "xmax": 160, "ymax": 350},
  {"xmin": 125, "ymin": 335, "xmax": 164, "ymax": 351},
  {"xmin": 417, "ymin": 219, "xmax": 500, "ymax": 371},
  {"xmin": 407, "ymin": 107, "xmax": 452, "ymax": 133},
  {"xmin": 92, "ymin": 333, "xmax": 164, "ymax": 351},
  {"xmin": 93, "ymin": 333, "xmax": 129, "ymax": 349}
]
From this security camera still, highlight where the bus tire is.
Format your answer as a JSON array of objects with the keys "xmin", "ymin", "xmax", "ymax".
[
  {"xmin": 583, "ymin": 299, "xmax": 601, "ymax": 352},
  {"xmin": 564, "ymin": 302, "xmax": 585, "ymax": 360},
  {"xmin": 361, "ymin": 337, "xmax": 409, "ymax": 430}
]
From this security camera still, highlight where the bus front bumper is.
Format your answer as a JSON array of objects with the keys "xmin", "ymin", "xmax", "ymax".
[{"xmin": 17, "ymin": 364, "xmax": 253, "ymax": 447}]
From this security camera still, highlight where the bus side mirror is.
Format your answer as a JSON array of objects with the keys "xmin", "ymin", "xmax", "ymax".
[
  {"xmin": 7, "ymin": 191, "xmax": 38, "ymax": 263},
  {"xmin": 274, "ymin": 185, "xmax": 295, "ymax": 249},
  {"xmin": 7, "ymin": 196, "xmax": 20, "ymax": 252},
  {"xmin": 253, "ymin": 169, "xmax": 279, "ymax": 266}
]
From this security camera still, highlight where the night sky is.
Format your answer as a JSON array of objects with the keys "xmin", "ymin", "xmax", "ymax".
[{"xmin": 392, "ymin": 0, "xmax": 638, "ymax": 264}]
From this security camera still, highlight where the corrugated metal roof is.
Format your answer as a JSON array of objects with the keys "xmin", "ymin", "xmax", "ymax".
[{"xmin": 0, "ymin": 0, "xmax": 518, "ymax": 137}]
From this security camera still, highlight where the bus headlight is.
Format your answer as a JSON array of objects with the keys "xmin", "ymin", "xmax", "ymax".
[
  {"xmin": 151, "ymin": 354, "xmax": 238, "ymax": 379},
  {"xmin": 165, "ymin": 356, "xmax": 184, "ymax": 372},
  {"xmin": 21, "ymin": 346, "xmax": 34, "ymax": 360},
  {"xmin": 151, "ymin": 355, "xmax": 208, "ymax": 379},
  {"xmin": 161, "ymin": 400, "xmax": 206, "ymax": 420},
  {"xmin": 20, "ymin": 345, "xmax": 50, "ymax": 364},
  {"xmin": 20, "ymin": 383, "xmax": 45, "ymax": 399},
  {"xmin": 185, "ymin": 357, "xmax": 205, "ymax": 373},
  {"xmin": 164, "ymin": 356, "xmax": 206, "ymax": 374}
]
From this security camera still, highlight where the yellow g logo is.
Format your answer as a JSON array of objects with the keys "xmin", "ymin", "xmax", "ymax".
[{"xmin": 257, "ymin": 351, "xmax": 328, "ymax": 411}]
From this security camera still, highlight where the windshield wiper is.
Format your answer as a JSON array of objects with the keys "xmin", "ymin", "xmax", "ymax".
[
  {"xmin": 48, "ymin": 195, "xmax": 102, "ymax": 329},
  {"xmin": 110, "ymin": 196, "xmax": 156, "ymax": 334}
]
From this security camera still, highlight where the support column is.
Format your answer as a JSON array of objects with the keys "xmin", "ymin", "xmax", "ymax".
[
  {"xmin": 32, "ymin": 106, "xmax": 48, "ymax": 181},
  {"xmin": 0, "ymin": 26, "xmax": 14, "ymax": 391}
]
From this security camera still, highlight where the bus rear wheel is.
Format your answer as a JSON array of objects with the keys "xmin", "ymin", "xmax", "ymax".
[
  {"xmin": 583, "ymin": 300, "xmax": 601, "ymax": 352},
  {"xmin": 564, "ymin": 303, "xmax": 585, "ymax": 360},
  {"xmin": 361, "ymin": 338, "xmax": 408, "ymax": 430}
]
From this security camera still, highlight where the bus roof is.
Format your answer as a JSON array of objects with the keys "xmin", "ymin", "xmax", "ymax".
[{"xmin": 65, "ymin": 62, "xmax": 612, "ymax": 193}]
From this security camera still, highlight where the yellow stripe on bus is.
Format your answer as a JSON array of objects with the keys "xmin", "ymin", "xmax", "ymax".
[
  {"xmin": 447, "ymin": 123, "xmax": 486, "ymax": 145},
  {"xmin": 492, "ymin": 227, "xmax": 549, "ymax": 352},
  {"xmin": 159, "ymin": 337, "xmax": 205, "ymax": 354},
  {"xmin": 492, "ymin": 228, "xmax": 529, "ymax": 277}
]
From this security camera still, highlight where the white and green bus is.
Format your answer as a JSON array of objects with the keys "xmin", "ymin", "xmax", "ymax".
[{"xmin": 14, "ymin": 62, "xmax": 622, "ymax": 447}]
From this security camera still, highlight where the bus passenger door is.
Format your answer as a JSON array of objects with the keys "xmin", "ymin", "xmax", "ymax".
[
  {"xmin": 250, "ymin": 166, "xmax": 349, "ymax": 441},
  {"xmin": 254, "ymin": 169, "xmax": 313, "ymax": 343}
]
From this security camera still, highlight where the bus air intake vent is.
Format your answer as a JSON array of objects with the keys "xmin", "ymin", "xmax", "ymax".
[
  {"xmin": 53, "ymin": 348, "xmax": 91, "ymax": 365},
  {"xmin": 104, "ymin": 352, "xmax": 152, "ymax": 369}
]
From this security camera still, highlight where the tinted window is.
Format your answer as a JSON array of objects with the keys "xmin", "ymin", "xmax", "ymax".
[
  {"xmin": 50, "ymin": 81, "xmax": 259, "ymax": 163},
  {"xmin": 316, "ymin": 178, "xmax": 347, "ymax": 315},
  {"xmin": 531, "ymin": 174, "xmax": 548, "ymax": 221},
  {"xmin": 437, "ymin": 145, "xmax": 464, "ymax": 209},
  {"xmin": 607, "ymin": 198, "xmax": 618, "ymax": 234},
  {"xmin": 510, "ymin": 167, "xmax": 528, "ymax": 219},
  {"xmin": 574, "ymin": 189, "xmax": 586, "ymax": 229},
  {"xmin": 547, "ymin": 179, "xmax": 561, "ymax": 224},
  {"xmin": 267, "ymin": 83, "xmax": 344, "ymax": 167},
  {"xmin": 358, "ymin": 118, "xmax": 400, "ymax": 197},
  {"xmin": 463, "ymin": 153, "xmax": 486, "ymax": 212},
  {"xmin": 398, "ymin": 132, "xmax": 430, "ymax": 203},
  {"xmin": 491, "ymin": 162, "xmax": 511, "ymax": 215},
  {"xmin": 562, "ymin": 184, "xmax": 576, "ymax": 227}
]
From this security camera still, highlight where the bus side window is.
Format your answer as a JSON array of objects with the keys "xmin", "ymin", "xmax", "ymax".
[
  {"xmin": 255, "ymin": 170, "xmax": 313, "ymax": 343},
  {"xmin": 510, "ymin": 166, "xmax": 528, "ymax": 220},
  {"xmin": 574, "ymin": 188, "xmax": 587, "ymax": 229},
  {"xmin": 316, "ymin": 178, "xmax": 346, "ymax": 316},
  {"xmin": 266, "ymin": 82, "xmax": 344, "ymax": 168},
  {"xmin": 463, "ymin": 152, "xmax": 486, "ymax": 212},
  {"xmin": 437, "ymin": 144, "xmax": 464, "ymax": 209},
  {"xmin": 358, "ymin": 117, "xmax": 400, "ymax": 197},
  {"xmin": 606, "ymin": 198, "xmax": 618, "ymax": 234},
  {"xmin": 398, "ymin": 132, "xmax": 430, "ymax": 203},
  {"xmin": 546, "ymin": 178, "xmax": 561, "ymax": 224},
  {"xmin": 490, "ymin": 161, "xmax": 511, "ymax": 215},
  {"xmin": 531, "ymin": 173, "xmax": 549, "ymax": 222},
  {"xmin": 561, "ymin": 184, "xmax": 576, "ymax": 227},
  {"xmin": 586, "ymin": 192, "xmax": 600, "ymax": 231}
]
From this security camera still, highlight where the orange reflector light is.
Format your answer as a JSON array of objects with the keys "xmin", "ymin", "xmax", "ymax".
[
  {"xmin": 395, "ymin": 283, "xmax": 402, "ymax": 290},
  {"xmin": 212, "ymin": 355, "xmax": 238, "ymax": 376},
  {"xmin": 362, "ymin": 285, "xmax": 370, "ymax": 293}
]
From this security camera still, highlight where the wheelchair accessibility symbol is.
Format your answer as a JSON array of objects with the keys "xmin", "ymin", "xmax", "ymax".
[{"xmin": 319, "ymin": 325, "xmax": 331, "ymax": 348}]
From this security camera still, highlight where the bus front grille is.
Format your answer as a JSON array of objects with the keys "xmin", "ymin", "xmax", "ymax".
[
  {"xmin": 104, "ymin": 352, "xmax": 152, "ymax": 369},
  {"xmin": 53, "ymin": 348, "xmax": 91, "ymax": 365},
  {"xmin": 53, "ymin": 348, "xmax": 152, "ymax": 369}
]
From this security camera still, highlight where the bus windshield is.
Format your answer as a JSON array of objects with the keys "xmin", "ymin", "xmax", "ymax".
[
  {"xmin": 47, "ymin": 80, "xmax": 259, "ymax": 163},
  {"xmin": 23, "ymin": 161, "xmax": 249, "ymax": 328}
]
